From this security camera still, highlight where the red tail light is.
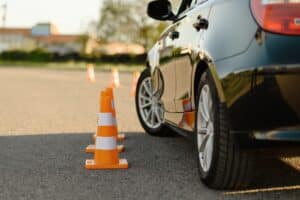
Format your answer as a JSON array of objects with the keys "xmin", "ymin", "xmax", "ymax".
[{"xmin": 251, "ymin": 0, "xmax": 300, "ymax": 35}]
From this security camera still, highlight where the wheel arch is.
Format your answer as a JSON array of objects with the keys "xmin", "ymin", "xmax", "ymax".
[
  {"xmin": 193, "ymin": 55, "xmax": 226, "ymax": 106},
  {"xmin": 146, "ymin": 60, "xmax": 151, "ymax": 69},
  {"xmin": 193, "ymin": 61, "xmax": 209, "ymax": 104}
]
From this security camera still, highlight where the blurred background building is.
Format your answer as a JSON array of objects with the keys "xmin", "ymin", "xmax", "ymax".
[
  {"xmin": 0, "ymin": 22, "xmax": 145, "ymax": 56},
  {"xmin": 0, "ymin": 23, "xmax": 91, "ymax": 55}
]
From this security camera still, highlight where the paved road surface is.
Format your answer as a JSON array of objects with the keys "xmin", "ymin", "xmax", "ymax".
[{"xmin": 0, "ymin": 67, "xmax": 300, "ymax": 200}]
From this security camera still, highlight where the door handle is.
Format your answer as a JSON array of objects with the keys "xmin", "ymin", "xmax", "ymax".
[
  {"xmin": 193, "ymin": 15, "xmax": 209, "ymax": 31},
  {"xmin": 169, "ymin": 31, "xmax": 179, "ymax": 40}
]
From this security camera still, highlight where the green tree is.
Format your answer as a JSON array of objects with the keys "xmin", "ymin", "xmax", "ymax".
[
  {"xmin": 97, "ymin": 0, "xmax": 167, "ymax": 49},
  {"xmin": 78, "ymin": 34, "xmax": 90, "ymax": 54}
]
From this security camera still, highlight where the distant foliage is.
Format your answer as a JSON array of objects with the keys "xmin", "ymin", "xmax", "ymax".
[
  {"xmin": 0, "ymin": 50, "xmax": 146, "ymax": 64},
  {"xmin": 97, "ymin": 0, "xmax": 167, "ymax": 49},
  {"xmin": 0, "ymin": 49, "xmax": 53, "ymax": 62}
]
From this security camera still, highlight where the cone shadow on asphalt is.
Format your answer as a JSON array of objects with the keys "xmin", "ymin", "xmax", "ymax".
[{"xmin": 0, "ymin": 132, "xmax": 300, "ymax": 197}]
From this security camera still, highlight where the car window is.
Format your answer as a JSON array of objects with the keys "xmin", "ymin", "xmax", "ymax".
[
  {"xmin": 169, "ymin": 0, "xmax": 183, "ymax": 14},
  {"xmin": 169, "ymin": 0, "xmax": 194, "ymax": 16},
  {"xmin": 191, "ymin": 0, "xmax": 208, "ymax": 7},
  {"xmin": 177, "ymin": 0, "xmax": 193, "ymax": 15}
]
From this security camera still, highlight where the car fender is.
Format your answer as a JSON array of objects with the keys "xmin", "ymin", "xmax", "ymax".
[
  {"xmin": 146, "ymin": 43, "xmax": 160, "ymax": 73},
  {"xmin": 192, "ymin": 49, "xmax": 226, "ymax": 104}
]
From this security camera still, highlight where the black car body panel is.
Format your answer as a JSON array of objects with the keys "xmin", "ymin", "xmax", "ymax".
[
  {"xmin": 147, "ymin": 0, "xmax": 300, "ymax": 142},
  {"xmin": 218, "ymin": 34, "xmax": 300, "ymax": 133}
]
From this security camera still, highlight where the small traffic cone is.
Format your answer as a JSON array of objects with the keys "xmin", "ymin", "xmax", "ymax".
[
  {"xmin": 85, "ymin": 91, "xmax": 128, "ymax": 170},
  {"xmin": 131, "ymin": 71, "xmax": 140, "ymax": 97},
  {"xmin": 86, "ymin": 90, "xmax": 124, "ymax": 153},
  {"xmin": 86, "ymin": 63, "xmax": 96, "ymax": 82},
  {"xmin": 179, "ymin": 98, "xmax": 195, "ymax": 128},
  {"xmin": 184, "ymin": 111, "xmax": 195, "ymax": 127},
  {"xmin": 110, "ymin": 68, "xmax": 120, "ymax": 88}
]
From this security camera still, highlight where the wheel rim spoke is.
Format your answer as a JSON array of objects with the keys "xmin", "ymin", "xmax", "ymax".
[
  {"xmin": 199, "ymin": 133, "xmax": 210, "ymax": 153},
  {"xmin": 141, "ymin": 102, "xmax": 152, "ymax": 109},
  {"xmin": 146, "ymin": 109, "xmax": 152, "ymax": 121},
  {"xmin": 203, "ymin": 149, "xmax": 207, "ymax": 168},
  {"xmin": 198, "ymin": 127, "xmax": 208, "ymax": 135},
  {"xmin": 200, "ymin": 89, "xmax": 210, "ymax": 122},
  {"xmin": 143, "ymin": 81, "xmax": 152, "ymax": 97},
  {"xmin": 155, "ymin": 107, "xmax": 162, "ymax": 123},
  {"xmin": 151, "ymin": 108, "xmax": 155, "ymax": 125},
  {"xmin": 140, "ymin": 94, "xmax": 151, "ymax": 101},
  {"xmin": 206, "ymin": 134, "xmax": 213, "ymax": 163}
]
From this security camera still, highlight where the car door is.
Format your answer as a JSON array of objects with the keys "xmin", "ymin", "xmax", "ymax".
[
  {"xmin": 155, "ymin": 0, "xmax": 186, "ymax": 113},
  {"xmin": 156, "ymin": 27, "xmax": 177, "ymax": 113},
  {"xmin": 173, "ymin": 0, "xmax": 212, "ymax": 113}
]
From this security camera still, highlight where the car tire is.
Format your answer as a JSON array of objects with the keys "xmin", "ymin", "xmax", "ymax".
[
  {"xmin": 135, "ymin": 68, "xmax": 176, "ymax": 137},
  {"xmin": 195, "ymin": 69, "xmax": 253, "ymax": 189}
]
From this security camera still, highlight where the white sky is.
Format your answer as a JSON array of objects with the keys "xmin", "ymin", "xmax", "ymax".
[{"xmin": 2, "ymin": 0, "xmax": 101, "ymax": 34}]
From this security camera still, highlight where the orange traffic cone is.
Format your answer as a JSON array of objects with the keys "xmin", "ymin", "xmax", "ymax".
[
  {"xmin": 131, "ymin": 71, "xmax": 140, "ymax": 97},
  {"xmin": 91, "ymin": 87, "xmax": 125, "ymax": 143},
  {"xmin": 85, "ymin": 91, "xmax": 128, "ymax": 170},
  {"xmin": 179, "ymin": 98, "xmax": 195, "ymax": 128},
  {"xmin": 86, "ymin": 63, "xmax": 96, "ymax": 82},
  {"xmin": 110, "ymin": 68, "xmax": 120, "ymax": 88},
  {"xmin": 85, "ymin": 90, "xmax": 124, "ymax": 153}
]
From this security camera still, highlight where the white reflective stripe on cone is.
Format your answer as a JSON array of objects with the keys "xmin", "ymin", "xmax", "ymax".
[
  {"xmin": 183, "ymin": 102, "xmax": 192, "ymax": 111},
  {"xmin": 95, "ymin": 136, "xmax": 117, "ymax": 150},
  {"xmin": 97, "ymin": 113, "xmax": 116, "ymax": 126}
]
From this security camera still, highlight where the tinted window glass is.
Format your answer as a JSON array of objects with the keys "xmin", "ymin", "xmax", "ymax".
[
  {"xmin": 191, "ymin": 0, "xmax": 208, "ymax": 6},
  {"xmin": 169, "ymin": 0, "xmax": 182, "ymax": 14}
]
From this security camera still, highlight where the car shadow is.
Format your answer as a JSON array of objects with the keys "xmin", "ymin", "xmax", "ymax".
[
  {"xmin": 248, "ymin": 155, "xmax": 300, "ymax": 189},
  {"xmin": 124, "ymin": 133, "xmax": 300, "ymax": 192}
]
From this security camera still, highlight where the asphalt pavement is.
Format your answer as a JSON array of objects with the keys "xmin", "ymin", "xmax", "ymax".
[{"xmin": 0, "ymin": 67, "xmax": 300, "ymax": 200}]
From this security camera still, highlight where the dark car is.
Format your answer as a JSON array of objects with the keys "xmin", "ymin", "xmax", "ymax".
[{"xmin": 135, "ymin": 0, "xmax": 300, "ymax": 189}]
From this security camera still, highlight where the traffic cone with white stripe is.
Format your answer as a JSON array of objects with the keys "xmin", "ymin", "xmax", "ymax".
[
  {"xmin": 85, "ymin": 91, "xmax": 128, "ymax": 170},
  {"xmin": 85, "ymin": 89, "xmax": 124, "ymax": 153},
  {"xmin": 110, "ymin": 68, "xmax": 120, "ymax": 88},
  {"xmin": 92, "ymin": 87, "xmax": 125, "ymax": 142},
  {"xmin": 86, "ymin": 63, "xmax": 96, "ymax": 82}
]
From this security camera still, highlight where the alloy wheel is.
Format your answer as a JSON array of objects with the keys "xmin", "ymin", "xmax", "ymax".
[{"xmin": 138, "ymin": 77, "xmax": 164, "ymax": 129}]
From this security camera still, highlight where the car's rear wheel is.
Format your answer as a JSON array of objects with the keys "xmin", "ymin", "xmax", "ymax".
[
  {"xmin": 135, "ymin": 68, "xmax": 175, "ymax": 136},
  {"xmin": 195, "ymin": 69, "xmax": 253, "ymax": 189}
]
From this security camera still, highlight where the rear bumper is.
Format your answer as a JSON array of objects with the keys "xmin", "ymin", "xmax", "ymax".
[
  {"xmin": 222, "ymin": 64, "xmax": 300, "ymax": 136},
  {"xmin": 214, "ymin": 31, "xmax": 300, "ymax": 138},
  {"xmin": 253, "ymin": 128, "xmax": 300, "ymax": 141},
  {"xmin": 233, "ymin": 127, "xmax": 300, "ymax": 142},
  {"xmin": 232, "ymin": 129, "xmax": 300, "ymax": 154}
]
